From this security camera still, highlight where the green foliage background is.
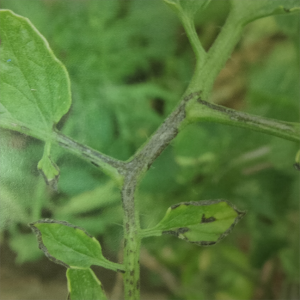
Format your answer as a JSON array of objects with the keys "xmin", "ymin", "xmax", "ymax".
[{"xmin": 0, "ymin": 0, "xmax": 299, "ymax": 299}]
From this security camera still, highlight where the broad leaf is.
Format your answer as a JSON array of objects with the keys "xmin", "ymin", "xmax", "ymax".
[
  {"xmin": 29, "ymin": 219, "xmax": 124, "ymax": 271},
  {"xmin": 141, "ymin": 200, "xmax": 245, "ymax": 245},
  {"xmin": 0, "ymin": 9, "xmax": 71, "ymax": 133},
  {"xmin": 67, "ymin": 268, "xmax": 107, "ymax": 300},
  {"xmin": 230, "ymin": 0, "xmax": 300, "ymax": 25}
]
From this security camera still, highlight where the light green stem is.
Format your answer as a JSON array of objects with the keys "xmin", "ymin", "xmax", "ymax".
[
  {"xmin": 186, "ymin": 11, "xmax": 243, "ymax": 99},
  {"xmin": 179, "ymin": 12, "xmax": 207, "ymax": 66}
]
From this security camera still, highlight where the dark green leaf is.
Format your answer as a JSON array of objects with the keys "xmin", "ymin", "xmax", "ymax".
[
  {"xmin": 0, "ymin": 9, "xmax": 71, "ymax": 133},
  {"xmin": 141, "ymin": 200, "xmax": 245, "ymax": 245},
  {"xmin": 29, "ymin": 219, "xmax": 124, "ymax": 271},
  {"xmin": 67, "ymin": 268, "xmax": 107, "ymax": 300}
]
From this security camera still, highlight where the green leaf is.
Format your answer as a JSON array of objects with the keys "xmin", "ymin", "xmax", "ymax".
[
  {"xmin": 29, "ymin": 219, "xmax": 124, "ymax": 271},
  {"xmin": 67, "ymin": 268, "xmax": 108, "ymax": 300},
  {"xmin": 230, "ymin": 0, "xmax": 300, "ymax": 25},
  {"xmin": 0, "ymin": 9, "xmax": 71, "ymax": 134},
  {"xmin": 37, "ymin": 155, "xmax": 60, "ymax": 190},
  {"xmin": 141, "ymin": 200, "xmax": 245, "ymax": 245}
]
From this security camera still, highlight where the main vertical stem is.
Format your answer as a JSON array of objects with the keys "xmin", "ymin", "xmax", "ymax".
[{"xmin": 122, "ymin": 176, "xmax": 141, "ymax": 300}]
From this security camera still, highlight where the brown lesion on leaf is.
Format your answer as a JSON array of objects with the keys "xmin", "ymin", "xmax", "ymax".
[
  {"xmin": 293, "ymin": 163, "xmax": 300, "ymax": 171},
  {"xmin": 201, "ymin": 214, "xmax": 216, "ymax": 223},
  {"xmin": 197, "ymin": 241, "xmax": 216, "ymax": 246},
  {"xmin": 170, "ymin": 203, "xmax": 181, "ymax": 210},
  {"xmin": 171, "ymin": 202, "xmax": 192, "ymax": 210},
  {"xmin": 28, "ymin": 222, "xmax": 70, "ymax": 268},
  {"xmin": 91, "ymin": 161, "xmax": 99, "ymax": 167},
  {"xmin": 162, "ymin": 227, "xmax": 189, "ymax": 237}
]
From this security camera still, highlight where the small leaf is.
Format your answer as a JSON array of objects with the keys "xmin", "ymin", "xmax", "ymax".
[
  {"xmin": 230, "ymin": 0, "xmax": 300, "ymax": 25},
  {"xmin": 37, "ymin": 155, "xmax": 60, "ymax": 190},
  {"xmin": 29, "ymin": 219, "xmax": 124, "ymax": 271},
  {"xmin": 67, "ymin": 268, "xmax": 107, "ymax": 300},
  {"xmin": 141, "ymin": 200, "xmax": 245, "ymax": 246},
  {"xmin": 37, "ymin": 141, "xmax": 60, "ymax": 190},
  {"xmin": 0, "ymin": 9, "xmax": 71, "ymax": 133}
]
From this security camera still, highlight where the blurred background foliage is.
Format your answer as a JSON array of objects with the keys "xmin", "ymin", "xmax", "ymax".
[{"xmin": 0, "ymin": 0, "xmax": 299, "ymax": 299}]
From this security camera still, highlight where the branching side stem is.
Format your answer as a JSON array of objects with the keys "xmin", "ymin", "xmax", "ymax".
[
  {"xmin": 186, "ymin": 97, "xmax": 300, "ymax": 142},
  {"xmin": 179, "ymin": 12, "xmax": 207, "ymax": 66}
]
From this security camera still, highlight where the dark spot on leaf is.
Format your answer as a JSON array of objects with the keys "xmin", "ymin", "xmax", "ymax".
[
  {"xmin": 130, "ymin": 270, "xmax": 134, "ymax": 276},
  {"xmin": 124, "ymin": 239, "xmax": 127, "ymax": 248},
  {"xmin": 171, "ymin": 203, "xmax": 181, "ymax": 210},
  {"xmin": 136, "ymin": 279, "xmax": 140, "ymax": 290},
  {"xmin": 128, "ymin": 290, "xmax": 132, "ymax": 297},
  {"xmin": 130, "ymin": 280, "xmax": 133, "ymax": 285},
  {"xmin": 199, "ymin": 241, "xmax": 216, "ymax": 246},
  {"xmin": 162, "ymin": 230, "xmax": 178, "ymax": 236},
  {"xmin": 91, "ymin": 161, "xmax": 99, "ymax": 167},
  {"xmin": 28, "ymin": 222, "xmax": 70, "ymax": 268},
  {"xmin": 117, "ymin": 269, "xmax": 125, "ymax": 273},
  {"xmin": 177, "ymin": 227, "xmax": 189, "ymax": 234},
  {"xmin": 293, "ymin": 163, "xmax": 300, "ymax": 171},
  {"xmin": 163, "ymin": 227, "xmax": 189, "ymax": 237},
  {"xmin": 201, "ymin": 214, "xmax": 216, "ymax": 223}
]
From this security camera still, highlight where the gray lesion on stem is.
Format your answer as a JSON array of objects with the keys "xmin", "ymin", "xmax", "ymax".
[
  {"xmin": 119, "ymin": 92, "xmax": 199, "ymax": 299},
  {"xmin": 197, "ymin": 98, "xmax": 294, "ymax": 132},
  {"xmin": 55, "ymin": 131, "xmax": 125, "ymax": 170},
  {"xmin": 190, "ymin": 97, "xmax": 300, "ymax": 142},
  {"xmin": 127, "ymin": 92, "xmax": 199, "ymax": 175}
]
